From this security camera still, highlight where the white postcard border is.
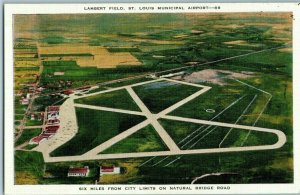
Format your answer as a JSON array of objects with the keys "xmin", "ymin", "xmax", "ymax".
[{"xmin": 4, "ymin": 3, "xmax": 300, "ymax": 195}]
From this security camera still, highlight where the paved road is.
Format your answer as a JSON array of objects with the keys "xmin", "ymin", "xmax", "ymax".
[
  {"xmin": 191, "ymin": 172, "xmax": 239, "ymax": 184},
  {"xmin": 18, "ymin": 125, "xmax": 44, "ymax": 129}
]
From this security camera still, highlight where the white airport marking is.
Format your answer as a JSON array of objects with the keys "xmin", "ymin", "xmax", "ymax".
[
  {"xmin": 234, "ymin": 79, "xmax": 273, "ymax": 146},
  {"xmin": 219, "ymin": 94, "xmax": 258, "ymax": 148}
]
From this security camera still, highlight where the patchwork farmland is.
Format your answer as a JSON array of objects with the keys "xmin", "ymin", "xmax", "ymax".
[{"xmin": 13, "ymin": 13, "xmax": 292, "ymax": 185}]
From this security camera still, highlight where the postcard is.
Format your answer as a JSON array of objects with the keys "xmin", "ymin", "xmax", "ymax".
[{"xmin": 4, "ymin": 3, "xmax": 300, "ymax": 194}]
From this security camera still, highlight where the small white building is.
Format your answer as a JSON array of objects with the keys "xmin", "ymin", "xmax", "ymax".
[
  {"xmin": 159, "ymin": 71, "xmax": 185, "ymax": 78},
  {"xmin": 26, "ymin": 93, "xmax": 31, "ymax": 99},
  {"xmin": 100, "ymin": 166, "xmax": 121, "ymax": 175},
  {"xmin": 68, "ymin": 166, "xmax": 90, "ymax": 177}
]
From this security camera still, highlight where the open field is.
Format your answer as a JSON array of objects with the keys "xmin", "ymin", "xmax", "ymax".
[
  {"xmin": 75, "ymin": 89, "xmax": 141, "ymax": 111},
  {"xmin": 15, "ymin": 151, "xmax": 44, "ymax": 184},
  {"xmin": 31, "ymin": 95, "xmax": 65, "ymax": 112},
  {"xmin": 160, "ymin": 119, "xmax": 278, "ymax": 150},
  {"xmin": 100, "ymin": 125, "xmax": 168, "ymax": 154},
  {"xmin": 133, "ymin": 80, "xmax": 200, "ymax": 113}
]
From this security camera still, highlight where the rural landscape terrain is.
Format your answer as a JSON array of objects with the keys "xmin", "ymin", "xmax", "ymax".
[{"xmin": 13, "ymin": 13, "xmax": 293, "ymax": 184}]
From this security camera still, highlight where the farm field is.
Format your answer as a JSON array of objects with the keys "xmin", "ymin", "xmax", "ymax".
[
  {"xmin": 13, "ymin": 12, "xmax": 293, "ymax": 185},
  {"xmin": 39, "ymin": 45, "xmax": 142, "ymax": 68}
]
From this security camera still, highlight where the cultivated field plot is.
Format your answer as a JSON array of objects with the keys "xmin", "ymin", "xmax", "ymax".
[
  {"xmin": 39, "ymin": 44, "xmax": 142, "ymax": 68},
  {"xmin": 33, "ymin": 77, "xmax": 286, "ymax": 163}
]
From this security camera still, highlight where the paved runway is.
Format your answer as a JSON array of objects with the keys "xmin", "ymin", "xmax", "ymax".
[{"xmin": 33, "ymin": 78, "xmax": 286, "ymax": 163}]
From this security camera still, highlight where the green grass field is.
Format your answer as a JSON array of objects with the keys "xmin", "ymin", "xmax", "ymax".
[
  {"xmin": 133, "ymin": 80, "xmax": 200, "ymax": 113},
  {"xmin": 159, "ymin": 119, "xmax": 278, "ymax": 149},
  {"xmin": 50, "ymin": 108, "xmax": 146, "ymax": 156},
  {"xmin": 100, "ymin": 125, "xmax": 168, "ymax": 154},
  {"xmin": 159, "ymin": 119, "xmax": 199, "ymax": 145},
  {"xmin": 32, "ymin": 95, "xmax": 65, "ymax": 112},
  {"xmin": 24, "ymin": 144, "xmax": 38, "ymax": 150},
  {"xmin": 15, "ymin": 128, "xmax": 42, "ymax": 146},
  {"xmin": 169, "ymin": 80, "xmax": 258, "ymax": 121},
  {"xmin": 15, "ymin": 151, "xmax": 44, "ymax": 184},
  {"xmin": 25, "ymin": 118, "xmax": 43, "ymax": 126},
  {"xmin": 75, "ymin": 89, "xmax": 141, "ymax": 111}
]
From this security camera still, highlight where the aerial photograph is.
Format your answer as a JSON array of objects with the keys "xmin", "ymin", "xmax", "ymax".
[{"xmin": 13, "ymin": 13, "xmax": 292, "ymax": 184}]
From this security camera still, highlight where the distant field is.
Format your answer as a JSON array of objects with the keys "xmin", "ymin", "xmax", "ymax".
[
  {"xmin": 74, "ymin": 89, "xmax": 141, "ymax": 111},
  {"xmin": 40, "ymin": 53, "xmax": 93, "ymax": 57},
  {"xmin": 40, "ymin": 60, "xmax": 141, "ymax": 90},
  {"xmin": 100, "ymin": 125, "xmax": 168, "ymax": 154},
  {"xmin": 50, "ymin": 108, "xmax": 146, "ymax": 156},
  {"xmin": 107, "ymin": 47, "xmax": 141, "ymax": 52},
  {"xmin": 39, "ymin": 45, "xmax": 142, "ymax": 68}
]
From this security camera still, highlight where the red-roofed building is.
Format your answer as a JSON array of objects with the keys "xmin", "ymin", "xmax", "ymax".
[
  {"xmin": 43, "ymin": 129, "xmax": 58, "ymax": 135},
  {"xmin": 40, "ymin": 133, "xmax": 51, "ymax": 138},
  {"xmin": 47, "ymin": 106, "xmax": 60, "ymax": 112},
  {"xmin": 47, "ymin": 118, "xmax": 60, "ymax": 125},
  {"xmin": 29, "ymin": 125, "xmax": 60, "ymax": 145},
  {"xmin": 68, "ymin": 166, "xmax": 89, "ymax": 177},
  {"xmin": 63, "ymin": 89, "xmax": 74, "ymax": 95},
  {"xmin": 100, "ymin": 166, "xmax": 120, "ymax": 175},
  {"xmin": 29, "ymin": 135, "xmax": 46, "ymax": 145},
  {"xmin": 45, "ymin": 125, "xmax": 59, "ymax": 131}
]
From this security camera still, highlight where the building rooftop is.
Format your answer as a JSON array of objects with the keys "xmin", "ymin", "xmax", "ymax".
[
  {"xmin": 68, "ymin": 167, "xmax": 89, "ymax": 174},
  {"xmin": 47, "ymin": 106, "xmax": 60, "ymax": 112}
]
